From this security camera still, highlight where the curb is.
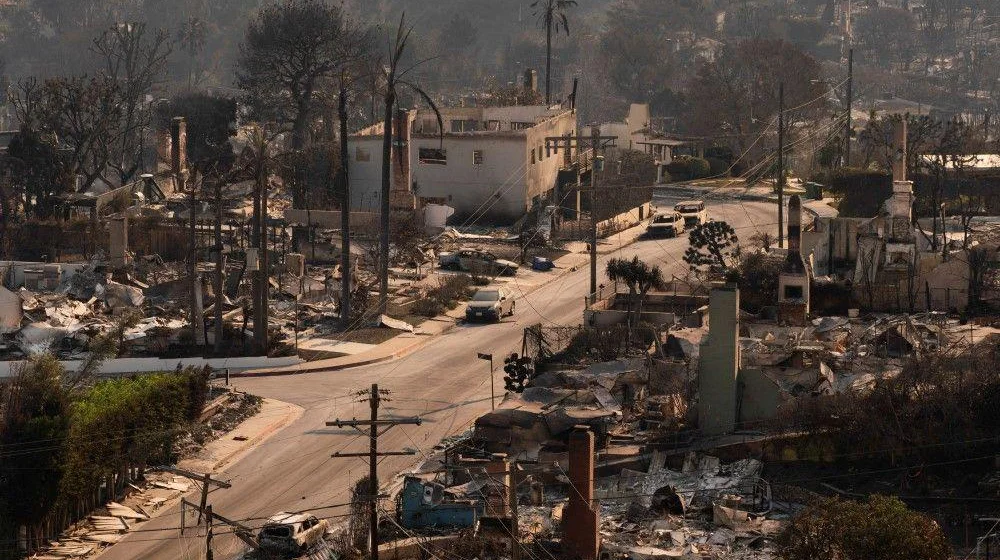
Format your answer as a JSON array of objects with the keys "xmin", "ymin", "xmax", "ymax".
[{"xmin": 230, "ymin": 320, "xmax": 462, "ymax": 377}]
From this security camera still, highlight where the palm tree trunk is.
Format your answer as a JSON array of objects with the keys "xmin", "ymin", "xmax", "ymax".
[
  {"xmin": 338, "ymin": 84, "xmax": 352, "ymax": 326},
  {"xmin": 545, "ymin": 17, "xmax": 553, "ymax": 104},
  {"xmin": 253, "ymin": 159, "xmax": 268, "ymax": 352},
  {"xmin": 379, "ymin": 91, "xmax": 395, "ymax": 315}
]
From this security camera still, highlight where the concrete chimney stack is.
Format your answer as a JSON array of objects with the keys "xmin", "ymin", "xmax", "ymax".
[
  {"xmin": 525, "ymin": 69, "xmax": 538, "ymax": 93},
  {"xmin": 171, "ymin": 117, "xmax": 187, "ymax": 176},
  {"xmin": 779, "ymin": 195, "xmax": 810, "ymax": 325},
  {"xmin": 787, "ymin": 195, "xmax": 802, "ymax": 254},
  {"xmin": 697, "ymin": 285, "xmax": 741, "ymax": 435},
  {"xmin": 562, "ymin": 425, "xmax": 599, "ymax": 560},
  {"xmin": 891, "ymin": 116, "xmax": 907, "ymax": 182}
]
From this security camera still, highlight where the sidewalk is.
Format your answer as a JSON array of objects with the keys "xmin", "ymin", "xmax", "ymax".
[
  {"xmin": 235, "ymin": 217, "xmax": 654, "ymax": 377},
  {"xmin": 179, "ymin": 397, "xmax": 304, "ymax": 472}
]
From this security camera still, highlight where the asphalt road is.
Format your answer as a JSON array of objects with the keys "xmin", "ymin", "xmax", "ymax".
[{"xmin": 99, "ymin": 197, "xmax": 778, "ymax": 560}]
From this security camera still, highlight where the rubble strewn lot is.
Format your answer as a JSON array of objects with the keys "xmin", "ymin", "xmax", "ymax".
[{"xmin": 365, "ymin": 283, "xmax": 1000, "ymax": 559}]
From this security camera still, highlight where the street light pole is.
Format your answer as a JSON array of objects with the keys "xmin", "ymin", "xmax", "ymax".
[{"xmin": 478, "ymin": 352, "xmax": 495, "ymax": 410}]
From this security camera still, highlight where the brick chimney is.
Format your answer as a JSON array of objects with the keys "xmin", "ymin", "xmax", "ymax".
[
  {"xmin": 562, "ymin": 426, "xmax": 599, "ymax": 560},
  {"xmin": 484, "ymin": 453, "xmax": 511, "ymax": 518},
  {"xmin": 389, "ymin": 108, "xmax": 415, "ymax": 210}
]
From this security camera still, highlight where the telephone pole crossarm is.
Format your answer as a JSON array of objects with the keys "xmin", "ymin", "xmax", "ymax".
[
  {"xmin": 158, "ymin": 466, "xmax": 232, "ymax": 489},
  {"xmin": 332, "ymin": 450, "xmax": 416, "ymax": 458},
  {"xmin": 326, "ymin": 418, "xmax": 422, "ymax": 427}
]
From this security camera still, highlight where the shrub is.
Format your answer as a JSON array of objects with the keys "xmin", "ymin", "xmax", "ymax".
[
  {"xmin": 811, "ymin": 168, "xmax": 891, "ymax": 217},
  {"xmin": 414, "ymin": 274, "xmax": 477, "ymax": 317},
  {"xmin": 734, "ymin": 251, "xmax": 783, "ymax": 313},
  {"xmin": 778, "ymin": 495, "xmax": 950, "ymax": 560},
  {"xmin": 705, "ymin": 156, "xmax": 730, "ymax": 177},
  {"xmin": 665, "ymin": 156, "xmax": 712, "ymax": 181}
]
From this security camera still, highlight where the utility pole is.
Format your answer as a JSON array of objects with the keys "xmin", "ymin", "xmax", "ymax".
[
  {"xmin": 508, "ymin": 460, "xmax": 520, "ymax": 560},
  {"xmin": 589, "ymin": 127, "xmax": 600, "ymax": 298},
  {"xmin": 205, "ymin": 504, "xmax": 214, "ymax": 560},
  {"xmin": 180, "ymin": 498, "xmax": 258, "ymax": 550},
  {"xmin": 327, "ymin": 384, "xmax": 421, "ymax": 560},
  {"xmin": 845, "ymin": 47, "xmax": 854, "ymax": 167},
  {"xmin": 544, "ymin": 131, "xmax": 617, "ymax": 297},
  {"xmin": 213, "ymin": 176, "xmax": 225, "ymax": 355},
  {"xmin": 777, "ymin": 82, "xmax": 785, "ymax": 249}
]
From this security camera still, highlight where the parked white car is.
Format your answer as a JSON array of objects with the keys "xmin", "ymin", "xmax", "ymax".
[
  {"xmin": 465, "ymin": 286, "xmax": 515, "ymax": 322},
  {"xmin": 646, "ymin": 212, "xmax": 685, "ymax": 238},
  {"xmin": 257, "ymin": 512, "xmax": 328, "ymax": 556},
  {"xmin": 674, "ymin": 200, "xmax": 707, "ymax": 228}
]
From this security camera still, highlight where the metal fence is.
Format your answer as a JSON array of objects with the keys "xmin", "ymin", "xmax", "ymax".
[{"xmin": 521, "ymin": 323, "xmax": 586, "ymax": 362}]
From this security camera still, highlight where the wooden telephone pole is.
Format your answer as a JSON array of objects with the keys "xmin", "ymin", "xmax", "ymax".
[
  {"xmin": 327, "ymin": 384, "xmax": 421, "ymax": 560},
  {"xmin": 180, "ymin": 498, "xmax": 259, "ymax": 554},
  {"xmin": 777, "ymin": 82, "xmax": 785, "ymax": 248},
  {"xmin": 544, "ymin": 129, "xmax": 617, "ymax": 296},
  {"xmin": 845, "ymin": 47, "xmax": 854, "ymax": 167}
]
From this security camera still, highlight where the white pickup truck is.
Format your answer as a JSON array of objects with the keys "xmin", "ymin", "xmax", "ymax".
[
  {"xmin": 674, "ymin": 200, "xmax": 707, "ymax": 228},
  {"xmin": 646, "ymin": 212, "xmax": 685, "ymax": 238}
]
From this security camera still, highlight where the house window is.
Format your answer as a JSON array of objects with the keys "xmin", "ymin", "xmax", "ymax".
[
  {"xmin": 538, "ymin": 146, "xmax": 543, "ymax": 160},
  {"xmin": 418, "ymin": 147, "xmax": 447, "ymax": 165},
  {"xmin": 486, "ymin": 120, "xmax": 501, "ymax": 131},
  {"xmin": 473, "ymin": 150, "xmax": 484, "ymax": 165},
  {"xmin": 783, "ymin": 285, "xmax": 804, "ymax": 300},
  {"xmin": 355, "ymin": 147, "xmax": 371, "ymax": 162},
  {"xmin": 421, "ymin": 118, "xmax": 439, "ymax": 134},
  {"xmin": 511, "ymin": 122, "xmax": 533, "ymax": 130},
  {"xmin": 450, "ymin": 119, "xmax": 479, "ymax": 133},
  {"xmin": 531, "ymin": 150, "xmax": 536, "ymax": 164}
]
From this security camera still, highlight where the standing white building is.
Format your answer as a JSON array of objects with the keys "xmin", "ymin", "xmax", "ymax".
[{"xmin": 348, "ymin": 105, "xmax": 577, "ymax": 224}]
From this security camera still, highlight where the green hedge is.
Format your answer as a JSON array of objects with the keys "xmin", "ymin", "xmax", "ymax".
[
  {"xmin": 665, "ymin": 156, "xmax": 712, "ymax": 181},
  {"xmin": 59, "ymin": 370, "xmax": 207, "ymax": 504}
]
